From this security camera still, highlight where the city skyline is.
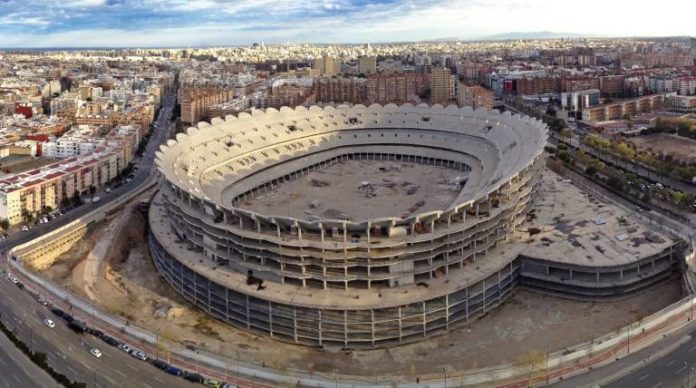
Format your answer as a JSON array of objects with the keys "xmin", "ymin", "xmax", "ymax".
[{"xmin": 0, "ymin": 0, "xmax": 695, "ymax": 48}]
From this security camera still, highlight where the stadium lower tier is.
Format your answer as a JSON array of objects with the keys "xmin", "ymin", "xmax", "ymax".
[{"xmin": 148, "ymin": 199, "xmax": 684, "ymax": 349}]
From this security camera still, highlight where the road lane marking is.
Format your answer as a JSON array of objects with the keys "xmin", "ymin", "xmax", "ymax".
[
  {"xmin": 67, "ymin": 366, "xmax": 78, "ymax": 377},
  {"xmin": 11, "ymin": 374, "xmax": 19, "ymax": 383},
  {"xmin": 667, "ymin": 359, "xmax": 675, "ymax": 366},
  {"xmin": 675, "ymin": 364, "xmax": 687, "ymax": 374},
  {"xmin": 127, "ymin": 364, "xmax": 139, "ymax": 371},
  {"xmin": 689, "ymin": 345, "xmax": 696, "ymax": 352},
  {"xmin": 1, "ymin": 377, "xmax": 9, "ymax": 388},
  {"xmin": 143, "ymin": 383, "xmax": 153, "ymax": 388},
  {"xmin": 638, "ymin": 374, "xmax": 649, "ymax": 381},
  {"xmin": 154, "ymin": 377, "xmax": 165, "ymax": 384},
  {"xmin": 0, "ymin": 357, "xmax": 5, "ymax": 366},
  {"xmin": 115, "ymin": 370, "xmax": 127, "ymax": 378},
  {"xmin": 653, "ymin": 383, "xmax": 662, "ymax": 388}
]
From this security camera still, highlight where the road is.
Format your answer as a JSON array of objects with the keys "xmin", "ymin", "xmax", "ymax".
[
  {"xmin": 0, "ymin": 272, "xmax": 194, "ymax": 388},
  {"xmin": 606, "ymin": 330, "xmax": 696, "ymax": 388},
  {"xmin": 0, "ymin": 318, "xmax": 58, "ymax": 388}
]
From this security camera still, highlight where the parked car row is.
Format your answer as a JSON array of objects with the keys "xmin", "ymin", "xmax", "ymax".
[{"xmin": 46, "ymin": 302, "xmax": 235, "ymax": 387}]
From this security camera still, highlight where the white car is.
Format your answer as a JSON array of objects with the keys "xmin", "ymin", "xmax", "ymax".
[
  {"xmin": 118, "ymin": 343, "xmax": 130, "ymax": 353},
  {"xmin": 43, "ymin": 319, "xmax": 55, "ymax": 328},
  {"xmin": 129, "ymin": 350, "xmax": 147, "ymax": 361},
  {"xmin": 90, "ymin": 348, "xmax": 102, "ymax": 358},
  {"xmin": 21, "ymin": 225, "xmax": 29, "ymax": 231},
  {"xmin": 9, "ymin": 276, "xmax": 18, "ymax": 284}
]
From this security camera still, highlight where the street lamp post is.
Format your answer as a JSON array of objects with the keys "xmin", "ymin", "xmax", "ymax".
[{"xmin": 443, "ymin": 365, "xmax": 448, "ymax": 388}]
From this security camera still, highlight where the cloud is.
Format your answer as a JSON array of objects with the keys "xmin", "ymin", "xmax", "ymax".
[{"xmin": 0, "ymin": 0, "xmax": 694, "ymax": 47}]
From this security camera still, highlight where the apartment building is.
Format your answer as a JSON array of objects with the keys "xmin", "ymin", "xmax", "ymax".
[
  {"xmin": 315, "ymin": 77, "xmax": 367, "ymax": 104},
  {"xmin": 456, "ymin": 84, "xmax": 494, "ymax": 109},
  {"xmin": 365, "ymin": 73, "xmax": 430, "ymax": 104},
  {"xmin": 582, "ymin": 94, "xmax": 666, "ymax": 122},
  {"xmin": 178, "ymin": 87, "xmax": 231, "ymax": 124},
  {"xmin": 358, "ymin": 56, "xmax": 377, "ymax": 75},
  {"xmin": 430, "ymin": 67, "xmax": 454, "ymax": 104}
]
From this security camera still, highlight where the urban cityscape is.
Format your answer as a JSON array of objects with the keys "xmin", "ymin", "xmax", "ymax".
[{"xmin": 0, "ymin": 1, "xmax": 695, "ymax": 388}]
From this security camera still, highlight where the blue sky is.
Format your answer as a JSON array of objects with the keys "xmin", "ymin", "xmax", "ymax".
[{"xmin": 0, "ymin": 0, "xmax": 694, "ymax": 48}]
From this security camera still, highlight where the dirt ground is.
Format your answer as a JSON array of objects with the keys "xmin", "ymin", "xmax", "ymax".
[
  {"xmin": 629, "ymin": 133, "xmax": 696, "ymax": 164},
  {"xmin": 39, "ymin": 196, "xmax": 684, "ymax": 378}
]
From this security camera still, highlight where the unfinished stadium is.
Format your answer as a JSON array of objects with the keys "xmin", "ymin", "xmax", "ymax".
[{"xmin": 149, "ymin": 104, "xmax": 683, "ymax": 349}]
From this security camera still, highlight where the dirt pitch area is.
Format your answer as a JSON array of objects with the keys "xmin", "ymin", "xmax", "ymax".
[
  {"xmin": 37, "ymin": 193, "xmax": 684, "ymax": 380},
  {"xmin": 629, "ymin": 133, "xmax": 696, "ymax": 164}
]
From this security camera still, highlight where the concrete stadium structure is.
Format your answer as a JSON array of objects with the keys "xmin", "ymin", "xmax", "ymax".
[{"xmin": 148, "ymin": 103, "xmax": 682, "ymax": 349}]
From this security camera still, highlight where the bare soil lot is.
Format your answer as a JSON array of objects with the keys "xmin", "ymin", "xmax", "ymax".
[{"xmin": 629, "ymin": 133, "xmax": 696, "ymax": 164}]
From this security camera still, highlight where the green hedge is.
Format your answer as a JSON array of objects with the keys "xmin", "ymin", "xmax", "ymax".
[{"xmin": 0, "ymin": 313, "xmax": 86, "ymax": 388}]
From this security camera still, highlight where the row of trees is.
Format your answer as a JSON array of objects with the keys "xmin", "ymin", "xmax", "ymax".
[{"xmin": 581, "ymin": 134, "xmax": 696, "ymax": 183}]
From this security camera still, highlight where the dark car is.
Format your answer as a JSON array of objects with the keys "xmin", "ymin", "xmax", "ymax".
[
  {"xmin": 101, "ymin": 336, "xmax": 120, "ymax": 346},
  {"xmin": 63, "ymin": 315, "xmax": 75, "ymax": 323},
  {"xmin": 183, "ymin": 372, "xmax": 205, "ymax": 383},
  {"xmin": 50, "ymin": 308, "xmax": 65, "ymax": 317},
  {"xmin": 16, "ymin": 282, "xmax": 24, "ymax": 289},
  {"xmin": 86, "ymin": 328, "xmax": 104, "ymax": 338},
  {"xmin": 152, "ymin": 360, "xmax": 169, "ymax": 370},
  {"xmin": 67, "ymin": 320, "xmax": 87, "ymax": 334},
  {"xmin": 165, "ymin": 366, "xmax": 182, "ymax": 376}
]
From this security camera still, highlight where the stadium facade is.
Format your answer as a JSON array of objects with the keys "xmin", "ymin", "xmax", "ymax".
[{"xmin": 148, "ymin": 103, "xmax": 564, "ymax": 348}]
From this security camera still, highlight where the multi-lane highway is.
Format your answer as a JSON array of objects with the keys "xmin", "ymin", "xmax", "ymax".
[{"xmin": 0, "ymin": 271, "xmax": 194, "ymax": 388}]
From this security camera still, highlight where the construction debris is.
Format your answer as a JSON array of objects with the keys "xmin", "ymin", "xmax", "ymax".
[{"xmin": 311, "ymin": 179, "xmax": 330, "ymax": 187}]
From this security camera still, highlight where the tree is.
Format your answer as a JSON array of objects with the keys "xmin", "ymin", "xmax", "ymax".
[
  {"xmin": 558, "ymin": 151, "xmax": 572, "ymax": 164},
  {"xmin": 560, "ymin": 128, "xmax": 572, "ymax": 143},
  {"xmin": 585, "ymin": 166, "xmax": 598, "ymax": 176},
  {"xmin": 0, "ymin": 220, "xmax": 9, "ymax": 231}
]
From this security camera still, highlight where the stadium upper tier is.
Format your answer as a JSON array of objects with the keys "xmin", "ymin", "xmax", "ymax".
[{"xmin": 155, "ymin": 103, "xmax": 547, "ymax": 229}]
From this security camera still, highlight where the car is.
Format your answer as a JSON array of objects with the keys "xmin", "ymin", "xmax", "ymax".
[
  {"xmin": 90, "ymin": 329, "xmax": 105, "ymax": 338},
  {"xmin": 37, "ymin": 298, "xmax": 48, "ymax": 306},
  {"xmin": 9, "ymin": 276, "xmax": 18, "ymax": 284},
  {"xmin": 105, "ymin": 188, "xmax": 112, "ymax": 193},
  {"xmin": 101, "ymin": 336, "xmax": 119, "ymax": 346},
  {"xmin": 43, "ymin": 319, "xmax": 55, "ymax": 328},
  {"xmin": 183, "ymin": 373, "xmax": 205, "ymax": 383},
  {"xmin": 222, "ymin": 384, "xmax": 238, "ymax": 388},
  {"xmin": 21, "ymin": 225, "xmax": 29, "ymax": 231},
  {"xmin": 118, "ymin": 343, "xmax": 130, "ymax": 353},
  {"xmin": 16, "ymin": 282, "xmax": 24, "ymax": 289},
  {"xmin": 152, "ymin": 360, "xmax": 169, "ymax": 370},
  {"xmin": 50, "ymin": 308, "xmax": 65, "ymax": 317},
  {"xmin": 129, "ymin": 350, "xmax": 147, "ymax": 361},
  {"xmin": 89, "ymin": 348, "xmax": 102, "ymax": 358},
  {"xmin": 204, "ymin": 379, "xmax": 222, "ymax": 388},
  {"xmin": 63, "ymin": 314, "xmax": 74, "ymax": 323},
  {"xmin": 165, "ymin": 366, "xmax": 182, "ymax": 376}
]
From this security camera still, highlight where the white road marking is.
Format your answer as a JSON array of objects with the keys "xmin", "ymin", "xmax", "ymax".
[
  {"xmin": 154, "ymin": 377, "xmax": 165, "ymax": 384},
  {"xmin": 653, "ymin": 382, "xmax": 662, "ymax": 388},
  {"xmin": 67, "ymin": 366, "xmax": 78, "ymax": 376},
  {"xmin": 11, "ymin": 374, "xmax": 19, "ymax": 383},
  {"xmin": 0, "ymin": 357, "xmax": 5, "ymax": 366},
  {"xmin": 115, "ymin": 369, "xmax": 127, "ymax": 378},
  {"xmin": 1, "ymin": 377, "xmax": 9, "ymax": 388},
  {"xmin": 143, "ymin": 383, "xmax": 153, "ymax": 388},
  {"xmin": 638, "ymin": 374, "xmax": 649, "ymax": 381},
  {"xmin": 675, "ymin": 365, "xmax": 687, "ymax": 374},
  {"xmin": 667, "ymin": 359, "xmax": 675, "ymax": 366},
  {"xmin": 689, "ymin": 345, "xmax": 696, "ymax": 352},
  {"xmin": 127, "ymin": 364, "xmax": 139, "ymax": 371}
]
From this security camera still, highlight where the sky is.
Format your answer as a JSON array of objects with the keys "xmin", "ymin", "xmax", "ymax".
[{"xmin": 0, "ymin": 0, "xmax": 694, "ymax": 48}]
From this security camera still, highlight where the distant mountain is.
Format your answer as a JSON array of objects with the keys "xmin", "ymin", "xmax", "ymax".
[{"xmin": 477, "ymin": 31, "xmax": 585, "ymax": 41}]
